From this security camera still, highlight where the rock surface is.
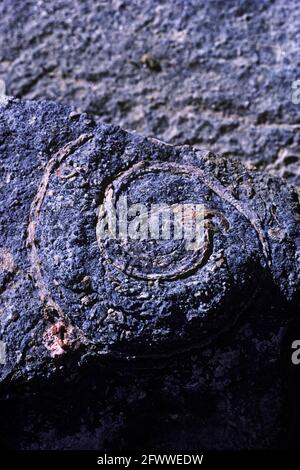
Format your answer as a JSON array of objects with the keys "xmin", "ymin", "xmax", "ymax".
[
  {"xmin": 0, "ymin": 98, "xmax": 299, "ymax": 449},
  {"xmin": 0, "ymin": 0, "xmax": 300, "ymax": 185}
]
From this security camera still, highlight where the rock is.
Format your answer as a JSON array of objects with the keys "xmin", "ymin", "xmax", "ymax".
[
  {"xmin": 0, "ymin": 98, "xmax": 299, "ymax": 449},
  {"xmin": 0, "ymin": 0, "xmax": 300, "ymax": 185}
]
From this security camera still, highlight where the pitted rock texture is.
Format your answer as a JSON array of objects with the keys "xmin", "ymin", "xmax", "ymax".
[
  {"xmin": 0, "ymin": 0, "xmax": 300, "ymax": 185},
  {"xmin": 0, "ymin": 98, "xmax": 299, "ymax": 449},
  {"xmin": 32, "ymin": 144, "xmax": 265, "ymax": 358}
]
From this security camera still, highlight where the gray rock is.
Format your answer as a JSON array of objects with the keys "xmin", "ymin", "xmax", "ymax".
[
  {"xmin": 0, "ymin": 0, "xmax": 300, "ymax": 185},
  {"xmin": 0, "ymin": 98, "xmax": 299, "ymax": 449}
]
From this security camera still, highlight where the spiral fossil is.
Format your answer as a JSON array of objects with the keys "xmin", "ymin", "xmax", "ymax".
[{"xmin": 24, "ymin": 134, "xmax": 270, "ymax": 357}]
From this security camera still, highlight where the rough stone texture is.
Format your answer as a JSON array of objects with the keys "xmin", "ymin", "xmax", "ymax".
[
  {"xmin": 0, "ymin": 0, "xmax": 300, "ymax": 185},
  {"xmin": 0, "ymin": 98, "xmax": 299, "ymax": 449}
]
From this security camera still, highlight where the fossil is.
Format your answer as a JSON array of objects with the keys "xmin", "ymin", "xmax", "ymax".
[
  {"xmin": 0, "ymin": 98, "xmax": 298, "ymax": 384},
  {"xmin": 0, "ymin": 98, "xmax": 299, "ymax": 450},
  {"xmin": 0, "ymin": 0, "xmax": 300, "ymax": 449}
]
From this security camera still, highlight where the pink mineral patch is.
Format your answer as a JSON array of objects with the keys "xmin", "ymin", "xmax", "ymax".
[{"xmin": 43, "ymin": 321, "xmax": 73, "ymax": 357}]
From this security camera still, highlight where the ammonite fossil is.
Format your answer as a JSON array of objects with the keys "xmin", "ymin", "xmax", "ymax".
[
  {"xmin": 0, "ymin": 97, "xmax": 299, "ymax": 371},
  {"xmin": 0, "ymin": 98, "xmax": 299, "ymax": 449}
]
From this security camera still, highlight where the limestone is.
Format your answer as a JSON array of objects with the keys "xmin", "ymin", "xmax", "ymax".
[
  {"xmin": 0, "ymin": 0, "xmax": 299, "ymax": 186},
  {"xmin": 0, "ymin": 98, "xmax": 299, "ymax": 449}
]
